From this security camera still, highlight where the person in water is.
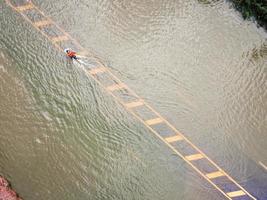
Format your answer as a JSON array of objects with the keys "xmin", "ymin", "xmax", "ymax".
[{"xmin": 64, "ymin": 48, "xmax": 77, "ymax": 60}]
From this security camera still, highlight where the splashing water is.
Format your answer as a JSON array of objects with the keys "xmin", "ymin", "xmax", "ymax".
[{"xmin": 73, "ymin": 56, "xmax": 101, "ymax": 71}]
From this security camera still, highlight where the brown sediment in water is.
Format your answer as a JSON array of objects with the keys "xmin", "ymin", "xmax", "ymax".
[{"xmin": 0, "ymin": 176, "xmax": 22, "ymax": 200}]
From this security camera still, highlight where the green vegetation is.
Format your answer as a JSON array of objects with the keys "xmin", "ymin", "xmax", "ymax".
[{"xmin": 231, "ymin": 0, "xmax": 267, "ymax": 29}]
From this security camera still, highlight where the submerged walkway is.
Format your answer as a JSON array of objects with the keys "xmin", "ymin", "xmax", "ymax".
[{"xmin": 4, "ymin": 0, "xmax": 258, "ymax": 199}]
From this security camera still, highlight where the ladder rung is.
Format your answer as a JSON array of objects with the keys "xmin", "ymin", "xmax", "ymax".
[
  {"xmin": 227, "ymin": 190, "xmax": 246, "ymax": 198},
  {"xmin": 89, "ymin": 67, "xmax": 108, "ymax": 75},
  {"xmin": 51, "ymin": 35, "xmax": 69, "ymax": 43},
  {"xmin": 78, "ymin": 50, "xmax": 88, "ymax": 56},
  {"xmin": 34, "ymin": 20, "xmax": 52, "ymax": 27},
  {"xmin": 125, "ymin": 100, "xmax": 144, "ymax": 109},
  {"xmin": 106, "ymin": 83, "xmax": 126, "ymax": 92},
  {"xmin": 206, "ymin": 171, "xmax": 225, "ymax": 179},
  {"xmin": 185, "ymin": 153, "xmax": 204, "ymax": 161},
  {"xmin": 165, "ymin": 135, "xmax": 183, "ymax": 143},
  {"xmin": 145, "ymin": 118, "xmax": 164, "ymax": 126},
  {"xmin": 16, "ymin": 4, "xmax": 34, "ymax": 12}
]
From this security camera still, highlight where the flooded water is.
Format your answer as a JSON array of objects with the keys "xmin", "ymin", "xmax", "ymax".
[{"xmin": 0, "ymin": 0, "xmax": 267, "ymax": 199}]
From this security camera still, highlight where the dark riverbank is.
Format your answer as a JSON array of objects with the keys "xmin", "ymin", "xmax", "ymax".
[
  {"xmin": 231, "ymin": 0, "xmax": 267, "ymax": 30},
  {"xmin": 0, "ymin": 176, "xmax": 22, "ymax": 200}
]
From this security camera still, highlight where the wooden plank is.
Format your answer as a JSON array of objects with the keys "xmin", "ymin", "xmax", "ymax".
[
  {"xmin": 106, "ymin": 83, "xmax": 126, "ymax": 92},
  {"xmin": 51, "ymin": 35, "xmax": 69, "ymax": 43},
  {"xmin": 206, "ymin": 171, "xmax": 225, "ymax": 179},
  {"xmin": 165, "ymin": 135, "xmax": 183, "ymax": 143},
  {"xmin": 145, "ymin": 118, "xmax": 164, "ymax": 126},
  {"xmin": 227, "ymin": 190, "xmax": 246, "ymax": 198},
  {"xmin": 16, "ymin": 4, "xmax": 34, "ymax": 12},
  {"xmin": 125, "ymin": 100, "xmax": 144, "ymax": 109},
  {"xmin": 89, "ymin": 67, "xmax": 108, "ymax": 75},
  {"xmin": 259, "ymin": 161, "xmax": 267, "ymax": 171},
  {"xmin": 78, "ymin": 50, "xmax": 88, "ymax": 56},
  {"xmin": 34, "ymin": 20, "xmax": 52, "ymax": 27},
  {"xmin": 185, "ymin": 154, "xmax": 204, "ymax": 161}
]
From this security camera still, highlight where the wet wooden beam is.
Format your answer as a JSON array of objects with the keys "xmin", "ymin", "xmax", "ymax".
[
  {"xmin": 106, "ymin": 83, "xmax": 126, "ymax": 92},
  {"xmin": 185, "ymin": 153, "xmax": 204, "ymax": 161},
  {"xmin": 34, "ymin": 20, "xmax": 52, "ymax": 27},
  {"xmin": 78, "ymin": 50, "xmax": 88, "ymax": 56},
  {"xmin": 145, "ymin": 118, "xmax": 164, "ymax": 126},
  {"xmin": 51, "ymin": 35, "xmax": 69, "ymax": 43},
  {"xmin": 89, "ymin": 67, "xmax": 108, "ymax": 75},
  {"xmin": 16, "ymin": 4, "xmax": 34, "ymax": 12},
  {"xmin": 125, "ymin": 100, "xmax": 144, "ymax": 109},
  {"xmin": 206, "ymin": 171, "xmax": 225, "ymax": 179},
  {"xmin": 165, "ymin": 135, "xmax": 183, "ymax": 143},
  {"xmin": 227, "ymin": 190, "xmax": 246, "ymax": 198}
]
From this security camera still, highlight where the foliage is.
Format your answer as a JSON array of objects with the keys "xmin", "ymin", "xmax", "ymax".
[{"xmin": 231, "ymin": 0, "xmax": 267, "ymax": 29}]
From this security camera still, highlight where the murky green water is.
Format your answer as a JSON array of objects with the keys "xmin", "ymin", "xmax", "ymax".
[{"xmin": 0, "ymin": 0, "xmax": 266, "ymax": 199}]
